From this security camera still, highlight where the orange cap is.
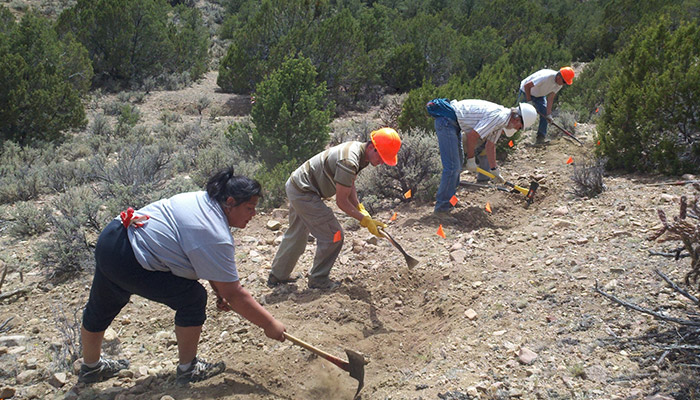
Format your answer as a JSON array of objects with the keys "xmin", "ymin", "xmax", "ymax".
[
  {"xmin": 370, "ymin": 128, "xmax": 401, "ymax": 166},
  {"xmin": 559, "ymin": 66, "xmax": 575, "ymax": 85}
]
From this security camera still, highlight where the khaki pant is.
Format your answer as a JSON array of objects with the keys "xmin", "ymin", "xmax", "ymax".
[{"xmin": 270, "ymin": 179, "xmax": 343, "ymax": 280}]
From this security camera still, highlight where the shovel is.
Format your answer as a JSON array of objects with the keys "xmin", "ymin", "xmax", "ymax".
[
  {"xmin": 379, "ymin": 227, "xmax": 419, "ymax": 269},
  {"xmin": 475, "ymin": 167, "xmax": 539, "ymax": 206},
  {"xmin": 284, "ymin": 332, "xmax": 367, "ymax": 399},
  {"xmin": 539, "ymin": 113, "xmax": 583, "ymax": 146}
]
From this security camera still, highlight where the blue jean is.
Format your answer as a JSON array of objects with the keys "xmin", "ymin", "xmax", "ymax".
[
  {"xmin": 518, "ymin": 90, "xmax": 548, "ymax": 137},
  {"xmin": 434, "ymin": 116, "xmax": 463, "ymax": 212}
]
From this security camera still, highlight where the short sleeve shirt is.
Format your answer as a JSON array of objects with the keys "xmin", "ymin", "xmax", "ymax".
[
  {"xmin": 519, "ymin": 69, "xmax": 563, "ymax": 97},
  {"xmin": 126, "ymin": 191, "xmax": 239, "ymax": 282},
  {"xmin": 450, "ymin": 99, "xmax": 511, "ymax": 143},
  {"xmin": 290, "ymin": 141, "xmax": 368, "ymax": 198}
]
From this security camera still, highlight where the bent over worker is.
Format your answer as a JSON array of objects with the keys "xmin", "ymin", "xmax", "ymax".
[
  {"xmin": 519, "ymin": 66, "xmax": 575, "ymax": 145},
  {"xmin": 267, "ymin": 128, "xmax": 402, "ymax": 290},
  {"xmin": 79, "ymin": 167, "xmax": 285, "ymax": 385},
  {"xmin": 434, "ymin": 99, "xmax": 536, "ymax": 215}
]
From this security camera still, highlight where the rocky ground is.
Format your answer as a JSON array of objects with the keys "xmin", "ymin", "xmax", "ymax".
[{"xmin": 1, "ymin": 72, "xmax": 699, "ymax": 400}]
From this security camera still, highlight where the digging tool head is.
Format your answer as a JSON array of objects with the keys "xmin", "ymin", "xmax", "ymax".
[
  {"xmin": 524, "ymin": 181, "xmax": 539, "ymax": 207},
  {"xmin": 345, "ymin": 349, "xmax": 367, "ymax": 399}
]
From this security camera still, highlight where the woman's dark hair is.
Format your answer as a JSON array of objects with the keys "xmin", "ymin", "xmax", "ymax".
[{"xmin": 206, "ymin": 167, "xmax": 262, "ymax": 205}]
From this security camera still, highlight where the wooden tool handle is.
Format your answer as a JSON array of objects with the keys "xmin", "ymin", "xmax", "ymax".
[{"xmin": 284, "ymin": 332, "xmax": 349, "ymax": 370}]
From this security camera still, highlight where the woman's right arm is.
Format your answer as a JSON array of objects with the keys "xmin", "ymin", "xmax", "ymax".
[{"xmin": 209, "ymin": 280, "xmax": 286, "ymax": 341}]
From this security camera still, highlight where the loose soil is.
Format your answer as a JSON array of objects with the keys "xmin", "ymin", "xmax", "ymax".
[{"xmin": 1, "ymin": 72, "xmax": 698, "ymax": 400}]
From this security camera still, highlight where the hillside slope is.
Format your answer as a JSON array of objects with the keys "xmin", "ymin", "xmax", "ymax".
[{"xmin": 0, "ymin": 72, "xmax": 698, "ymax": 400}]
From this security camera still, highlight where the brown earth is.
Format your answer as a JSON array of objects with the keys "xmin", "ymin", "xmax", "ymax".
[{"xmin": 1, "ymin": 71, "xmax": 698, "ymax": 400}]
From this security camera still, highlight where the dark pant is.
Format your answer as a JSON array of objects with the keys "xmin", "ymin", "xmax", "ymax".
[{"xmin": 82, "ymin": 220, "xmax": 207, "ymax": 332}]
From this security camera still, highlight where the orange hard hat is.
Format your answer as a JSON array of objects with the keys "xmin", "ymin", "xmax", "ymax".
[
  {"xmin": 370, "ymin": 127, "xmax": 401, "ymax": 166},
  {"xmin": 559, "ymin": 66, "xmax": 575, "ymax": 85}
]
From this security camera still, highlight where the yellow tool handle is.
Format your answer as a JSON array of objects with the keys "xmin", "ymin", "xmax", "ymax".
[{"xmin": 475, "ymin": 167, "xmax": 529, "ymax": 195}]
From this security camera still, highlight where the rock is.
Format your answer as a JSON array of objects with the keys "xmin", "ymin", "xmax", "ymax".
[
  {"xmin": 16, "ymin": 369, "xmax": 40, "ymax": 384},
  {"xmin": 552, "ymin": 219, "xmax": 574, "ymax": 228},
  {"xmin": 160, "ymin": 396, "xmax": 176, "ymax": 400},
  {"xmin": 270, "ymin": 208, "xmax": 288, "ymax": 220},
  {"xmin": 603, "ymin": 279, "xmax": 618, "ymax": 290},
  {"xmin": 0, "ymin": 387, "xmax": 16, "ymax": 399},
  {"xmin": 266, "ymin": 220, "xmax": 282, "ymax": 231},
  {"xmin": 584, "ymin": 365, "xmax": 607, "ymax": 383},
  {"xmin": 103, "ymin": 327, "xmax": 118, "ymax": 342},
  {"xmin": 660, "ymin": 194, "xmax": 675, "ymax": 202},
  {"xmin": 492, "ymin": 330, "xmax": 506, "ymax": 336},
  {"xmin": 450, "ymin": 250, "xmax": 467, "ymax": 264},
  {"xmin": 49, "ymin": 372, "xmax": 67, "ymax": 388},
  {"xmin": 464, "ymin": 309, "xmax": 478, "ymax": 320},
  {"xmin": 365, "ymin": 236, "xmax": 378, "ymax": 245},
  {"xmin": 0, "ymin": 335, "xmax": 27, "ymax": 347},
  {"xmin": 552, "ymin": 206, "xmax": 569, "ymax": 216},
  {"xmin": 518, "ymin": 347, "xmax": 538, "ymax": 364},
  {"xmin": 645, "ymin": 395, "xmax": 675, "ymax": 400}
]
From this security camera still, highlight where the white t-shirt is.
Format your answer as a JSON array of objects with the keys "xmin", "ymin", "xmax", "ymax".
[
  {"xmin": 450, "ymin": 99, "xmax": 511, "ymax": 143},
  {"xmin": 126, "ymin": 191, "xmax": 239, "ymax": 282},
  {"xmin": 519, "ymin": 69, "xmax": 563, "ymax": 97}
]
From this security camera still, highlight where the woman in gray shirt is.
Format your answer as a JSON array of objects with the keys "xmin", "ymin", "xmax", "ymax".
[{"xmin": 78, "ymin": 167, "xmax": 285, "ymax": 385}]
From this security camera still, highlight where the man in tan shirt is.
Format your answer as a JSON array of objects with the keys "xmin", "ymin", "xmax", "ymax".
[{"xmin": 267, "ymin": 128, "xmax": 402, "ymax": 289}]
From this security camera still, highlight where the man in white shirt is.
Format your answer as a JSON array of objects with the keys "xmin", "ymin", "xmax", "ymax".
[
  {"xmin": 433, "ymin": 100, "xmax": 536, "ymax": 215},
  {"xmin": 519, "ymin": 67, "xmax": 575, "ymax": 145}
]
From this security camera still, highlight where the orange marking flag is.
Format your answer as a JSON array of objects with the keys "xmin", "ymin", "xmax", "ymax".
[
  {"xmin": 485, "ymin": 202, "xmax": 492, "ymax": 213},
  {"xmin": 333, "ymin": 230, "xmax": 342, "ymax": 243},
  {"xmin": 437, "ymin": 224, "xmax": 446, "ymax": 238},
  {"xmin": 597, "ymin": 140, "xmax": 601, "ymax": 146},
  {"xmin": 404, "ymin": 189, "xmax": 412, "ymax": 199},
  {"xmin": 508, "ymin": 140, "xmax": 514, "ymax": 147},
  {"xmin": 449, "ymin": 195, "xmax": 458, "ymax": 206},
  {"xmin": 390, "ymin": 212, "xmax": 397, "ymax": 221},
  {"xmin": 566, "ymin": 157, "xmax": 574, "ymax": 164}
]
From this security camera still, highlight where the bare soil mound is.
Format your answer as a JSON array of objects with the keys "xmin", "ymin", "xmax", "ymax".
[{"xmin": 1, "ymin": 73, "xmax": 698, "ymax": 400}]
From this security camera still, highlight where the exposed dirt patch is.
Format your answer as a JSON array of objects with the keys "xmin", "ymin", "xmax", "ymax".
[{"xmin": 1, "ymin": 72, "xmax": 698, "ymax": 400}]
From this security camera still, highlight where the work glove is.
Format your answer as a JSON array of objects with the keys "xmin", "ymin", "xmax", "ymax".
[
  {"xmin": 545, "ymin": 115, "xmax": 554, "ymax": 124},
  {"xmin": 357, "ymin": 203, "xmax": 371, "ymax": 218},
  {"xmin": 492, "ymin": 167, "xmax": 506, "ymax": 184},
  {"xmin": 466, "ymin": 157, "xmax": 477, "ymax": 172},
  {"xmin": 360, "ymin": 215, "xmax": 386, "ymax": 238}
]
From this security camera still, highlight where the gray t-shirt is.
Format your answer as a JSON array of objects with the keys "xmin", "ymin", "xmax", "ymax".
[{"xmin": 126, "ymin": 191, "xmax": 239, "ymax": 282}]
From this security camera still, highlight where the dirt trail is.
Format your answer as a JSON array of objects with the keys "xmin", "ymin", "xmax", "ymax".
[{"xmin": 1, "ymin": 73, "xmax": 697, "ymax": 400}]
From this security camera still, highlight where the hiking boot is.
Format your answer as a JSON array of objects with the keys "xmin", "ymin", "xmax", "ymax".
[
  {"xmin": 78, "ymin": 358, "xmax": 130, "ymax": 383},
  {"xmin": 534, "ymin": 135, "xmax": 549, "ymax": 146},
  {"xmin": 266, "ymin": 273, "xmax": 300, "ymax": 288},
  {"xmin": 307, "ymin": 277, "xmax": 340, "ymax": 290},
  {"xmin": 176, "ymin": 356, "xmax": 226, "ymax": 385}
]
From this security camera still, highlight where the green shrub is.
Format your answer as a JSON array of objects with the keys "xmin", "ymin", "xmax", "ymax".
[
  {"xmin": 250, "ymin": 56, "xmax": 333, "ymax": 168},
  {"xmin": 597, "ymin": 18, "xmax": 700, "ymax": 174},
  {"xmin": 0, "ymin": 10, "xmax": 91, "ymax": 144},
  {"xmin": 0, "ymin": 142, "xmax": 53, "ymax": 204},
  {"xmin": 255, "ymin": 159, "xmax": 298, "ymax": 209},
  {"xmin": 43, "ymin": 160, "xmax": 93, "ymax": 193},
  {"xmin": 9, "ymin": 201, "xmax": 50, "ymax": 238},
  {"xmin": 356, "ymin": 127, "xmax": 441, "ymax": 210},
  {"xmin": 57, "ymin": 0, "xmax": 209, "ymax": 87}
]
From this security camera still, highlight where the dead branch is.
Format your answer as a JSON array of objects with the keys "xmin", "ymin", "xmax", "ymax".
[
  {"xmin": 655, "ymin": 269, "xmax": 700, "ymax": 305},
  {"xmin": 649, "ymin": 249, "xmax": 690, "ymax": 259},
  {"xmin": 0, "ymin": 287, "xmax": 31, "ymax": 301},
  {"xmin": 0, "ymin": 316, "xmax": 13, "ymax": 333},
  {"xmin": 594, "ymin": 281, "xmax": 700, "ymax": 327},
  {"xmin": 0, "ymin": 262, "xmax": 6, "ymax": 292}
]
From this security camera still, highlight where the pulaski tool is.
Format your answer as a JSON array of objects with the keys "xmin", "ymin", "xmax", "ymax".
[
  {"xmin": 283, "ymin": 332, "xmax": 368, "ymax": 399},
  {"xmin": 475, "ymin": 167, "xmax": 539, "ymax": 207}
]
